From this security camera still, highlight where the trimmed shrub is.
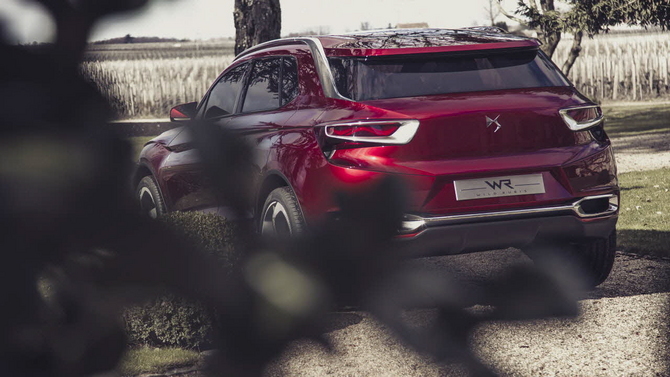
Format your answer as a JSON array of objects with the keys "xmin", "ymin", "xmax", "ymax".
[
  {"xmin": 123, "ymin": 211, "xmax": 239, "ymax": 349},
  {"xmin": 124, "ymin": 295, "xmax": 215, "ymax": 349}
]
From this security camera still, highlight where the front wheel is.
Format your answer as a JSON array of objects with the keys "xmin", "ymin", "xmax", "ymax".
[
  {"xmin": 260, "ymin": 187, "xmax": 305, "ymax": 238},
  {"xmin": 136, "ymin": 175, "xmax": 166, "ymax": 219}
]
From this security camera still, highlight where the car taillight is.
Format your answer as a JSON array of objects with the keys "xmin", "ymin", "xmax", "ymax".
[
  {"xmin": 323, "ymin": 119, "xmax": 420, "ymax": 144},
  {"xmin": 559, "ymin": 105, "xmax": 604, "ymax": 131}
]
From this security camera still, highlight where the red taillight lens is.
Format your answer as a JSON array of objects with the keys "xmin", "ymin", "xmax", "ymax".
[
  {"xmin": 323, "ymin": 119, "xmax": 419, "ymax": 144},
  {"xmin": 566, "ymin": 107, "xmax": 601, "ymax": 122},
  {"xmin": 328, "ymin": 124, "xmax": 400, "ymax": 137},
  {"xmin": 559, "ymin": 105, "xmax": 603, "ymax": 131}
]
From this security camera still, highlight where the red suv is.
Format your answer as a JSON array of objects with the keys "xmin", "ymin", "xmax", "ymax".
[{"xmin": 135, "ymin": 28, "xmax": 618, "ymax": 285}]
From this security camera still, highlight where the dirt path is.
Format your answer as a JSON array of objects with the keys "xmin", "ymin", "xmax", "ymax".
[{"xmin": 611, "ymin": 131, "xmax": 670, "ymax": 173}]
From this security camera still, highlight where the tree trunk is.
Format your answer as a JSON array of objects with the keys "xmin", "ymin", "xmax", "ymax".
[
  {"xmin": 533, "ymin": 0, "xmax": 561, "ymax": 58},
  {"xmin": 561, "ymin": 30, "xmax": 583, "ymax": 76},
  {"xmin": 234, "ymin": 0, "xmax": 281, "ymax": 56},
  {"xmin": 537, "ymin": 29, "xmax": 561, "ymax": 58}
]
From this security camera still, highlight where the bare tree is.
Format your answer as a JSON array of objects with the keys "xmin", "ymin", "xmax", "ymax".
[{"xmin": 484, "ymin": 0, "xmax": 501, "ymax": 26}]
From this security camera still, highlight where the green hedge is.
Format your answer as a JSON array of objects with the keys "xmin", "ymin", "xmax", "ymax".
[{"xmin": 124, "ymin": 211, "xmax": 239, "ymax": 349}]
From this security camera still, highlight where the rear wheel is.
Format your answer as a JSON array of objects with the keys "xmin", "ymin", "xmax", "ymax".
[
  {"xmin": 571, "ymin": 231, "xmax": 617, "ymax": 286},
  {"xmin": 136, "ymin": 176, "xmax": 166, "ymax": 219},
  {"xmin": 524, "ymin": 231, "xmax": 616, "ymax": 287},
  {"xmin": 260, "ymin": 187, "xmax": 305, "ymax": 238}
]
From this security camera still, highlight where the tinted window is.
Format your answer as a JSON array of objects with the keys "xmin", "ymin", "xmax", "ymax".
[
  {"xmin": 329, "ymin": 49, "xmax": 570, "ymax": 101},
  {"xmin": 281, "ymin": 57, "xmax": 299, "ymax": 106},
  {"xmin": 204, "ymin": 63, "xmax": 248, "ymax": 119},
  {"xmin": 242, "ymin": 58, "xmax": 281, "ymax": 113}
]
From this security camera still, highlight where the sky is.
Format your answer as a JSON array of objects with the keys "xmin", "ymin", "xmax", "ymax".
[{"xmin": 0, "ymin": 0, "xmax": 511, "ymax": 43}]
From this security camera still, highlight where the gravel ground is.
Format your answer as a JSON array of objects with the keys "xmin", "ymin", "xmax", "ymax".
[{"xmin": 264, "ymin": 250, "xmax": 670, "ymax": 377}]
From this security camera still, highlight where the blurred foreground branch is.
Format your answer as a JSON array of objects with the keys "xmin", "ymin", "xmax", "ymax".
[{"xmin": 0, "ymin": 2, "xmax": 585, "ymax": 376}]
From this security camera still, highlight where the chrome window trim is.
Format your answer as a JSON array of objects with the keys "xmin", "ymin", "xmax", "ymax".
[{"xmin": 235, "ymin": 37, "xmax": 351, "ymax": 101}]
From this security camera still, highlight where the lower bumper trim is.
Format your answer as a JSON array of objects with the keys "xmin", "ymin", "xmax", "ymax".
[
  {"xmin": 397, "ymin": 214, "xmax": 617, "ymax": 257},
  {"xmin": 401, "ymin": 194, "xmax": 618, "ymax": 234}
]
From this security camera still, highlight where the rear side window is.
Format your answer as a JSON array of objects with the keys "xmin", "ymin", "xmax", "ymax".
[
  {"xmin": 329, "ymin": 49, "xmax": 570, "ymax": 101},
  {"xmin": 204, "ymin": 63, "xmax": 248, "ymax": 119},
  {"xmin": 243, "ymin": 58, "xmax": 281, "ymax": 113},
  {"xmin": 241, "ymin": 56, "xmax": 300, "ymax": 113},
  {"xmin": 281, "ymin": 57, "xmax": 299, "ymax": 106}
]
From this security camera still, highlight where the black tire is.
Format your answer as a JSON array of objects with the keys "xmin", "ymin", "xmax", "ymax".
[
  {"xmin": 136, "ymin": 175, "xmax": 166, "ymax": 219},
  {"xmin": 571, "ymin": 231, "xmax": 617, "ymax": 287},
  {"xmin": 260, "ymin": 187, "xmax": 305, "ymax": 238},
  {"xmin": 524, "ymin": 231, "xmax": 616, "ymax": 287}
]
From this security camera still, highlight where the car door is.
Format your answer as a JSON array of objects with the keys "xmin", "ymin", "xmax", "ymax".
[
  {"xmin": 159, "ymin": 62, "xmax": 250, "ymax": 212},
  {"xmin": 225, "ymin": 56, "xmax": 300, "ymax": 209}
]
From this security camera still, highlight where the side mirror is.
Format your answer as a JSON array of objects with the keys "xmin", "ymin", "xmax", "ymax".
[{"xmin": 169, "ymin": 102, "xmax": 197, "ymax": 122}]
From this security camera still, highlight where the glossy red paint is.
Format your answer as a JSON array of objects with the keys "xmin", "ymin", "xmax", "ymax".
[{"xmin": 136, "ymin": 28, "xmax": 618, "ymax": 259}]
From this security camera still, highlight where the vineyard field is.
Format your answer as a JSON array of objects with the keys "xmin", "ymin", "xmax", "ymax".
[
  {"xmin": 554, "ymin": 32, "xmax": 670, "ymax": 101},
  {"xmin": 81, "ymin": 32, "xmax": 670, "ymax": 119},
  {"xmin": 84, "ymin": 40, "xmax": 235, "ymax": 61},
  {"xmin": 82, "ymin": 56, "xmax": 233, "ymax": 118}
]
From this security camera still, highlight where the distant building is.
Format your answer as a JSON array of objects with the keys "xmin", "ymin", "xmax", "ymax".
[{"xmin": 396, "ymin": 22, "xmax": 429, "ymax": 29}]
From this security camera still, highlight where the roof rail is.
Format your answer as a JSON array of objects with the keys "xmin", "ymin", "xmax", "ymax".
[{"xmin": 459, "ymin": 26, "xmax": 507, "ymax": 34}]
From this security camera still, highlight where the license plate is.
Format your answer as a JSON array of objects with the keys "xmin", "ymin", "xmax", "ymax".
[{"xmin": 454, "ymin": 173, "xmax": 545, "ymax": 201}]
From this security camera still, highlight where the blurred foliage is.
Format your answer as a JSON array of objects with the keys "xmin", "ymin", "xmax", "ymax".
[{"xmin": 0, "ymin": 1, "xmax": 601, "ymax": 377}]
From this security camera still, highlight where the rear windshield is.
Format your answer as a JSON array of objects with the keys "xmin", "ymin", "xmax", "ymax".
[{"xmin": 328, "ymin": 48, "xmax": 570, "ymax": 101}]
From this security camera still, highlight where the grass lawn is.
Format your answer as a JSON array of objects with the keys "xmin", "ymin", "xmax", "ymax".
[
  {"xmin": 617, "ymin": 167, "xmax": 670, "ymax": 257},
  {"xmin": 129, "ymin": 136, "xmax": 154, "ymax": 160},
  {"xmin": 117, "ymin": 347, "xmax": 200, "ymax": 376},
  {"xmin": 601, "ymin": 102, "xmax": 670, "ymax": 138}
]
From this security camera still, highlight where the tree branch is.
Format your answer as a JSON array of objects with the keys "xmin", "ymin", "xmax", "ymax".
[
  {"xmin": 497, "ymin": 0, "xmax": 528, "ymax": 24},
  {"xmin": 561, "ymin": 30, "xmax": 583, "ymax": 75}
]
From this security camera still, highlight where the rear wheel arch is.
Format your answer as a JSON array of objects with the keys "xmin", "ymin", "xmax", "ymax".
[
  {"xmin": 256, "ymin": 172, "xmax": 291, "ymax": 217},
  {"xmin": 256, "ymin": 172, "xmax": 306, "ymax": 226}
]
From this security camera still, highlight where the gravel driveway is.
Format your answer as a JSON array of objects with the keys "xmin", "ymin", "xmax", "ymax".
[{"xmin": 264, "ymin": 250, "xmax": 670, "ymax": 377}]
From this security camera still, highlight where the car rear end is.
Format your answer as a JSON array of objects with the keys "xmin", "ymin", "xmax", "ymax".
[{"xmin": 313, "ymin": 30, "xmax": 618, "ymax": 258}]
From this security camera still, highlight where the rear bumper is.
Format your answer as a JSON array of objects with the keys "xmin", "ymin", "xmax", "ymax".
[{"xmin": 398, "ymin": 194, "xmax": 619, "ymax": 257}]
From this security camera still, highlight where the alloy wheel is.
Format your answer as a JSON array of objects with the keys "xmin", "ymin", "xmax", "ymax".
[
  {"xmin": 261, "ymin": 200, "xmax": 292, "ymax": 237},
  {"xmin": 139, "ymin": 187, "xmax": 158, "ymax": 219}
]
